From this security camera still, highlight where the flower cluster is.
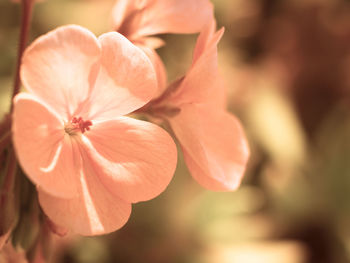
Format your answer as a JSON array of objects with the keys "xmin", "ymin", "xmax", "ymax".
[{"xmin": 2, "ymin": 0, "xmax": 250, "ymax": 247}]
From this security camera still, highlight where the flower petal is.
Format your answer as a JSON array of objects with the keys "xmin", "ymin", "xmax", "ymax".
[
  {"xmin": 20, "ymin": 25, "xmax": 101, "ymax": 119},
  {"xmin": 12, "ymin": 93, "xmax": 80, "ymax": 198},
  {"xmin": 139, "ymin": 45, "xmax": 167, "ymax": 98},
  {"xmin": 168, "ymin": 25, "xmax": 226, "ymax": 107},
  {"xmin": 111, "ymin": 0, "xmax": 140, "ymax": 37},
  {"xmin": 112, "ymin": 0, "xmax": 214, "ymax": 40},
  {"xmin": 38, "ymin": 158, "xmax": 131, "ymax": 236},
  {"xmin": 169, "ymin": 104, "xmax": 249, "ymax": 191},
  {"xmin": 137, "ymin": 37, "xmax": 165, "ymax": 49},
  {"xmin": 192, "ymin": 20, "xmax": 218, "ymax": 64},
  {"xmin": 81, "ymin": 117, "xmax": 177, "ymax": 203},
  {"xmin": 85, "ymin": 32, "xmax": 157, "ymax": 120}
]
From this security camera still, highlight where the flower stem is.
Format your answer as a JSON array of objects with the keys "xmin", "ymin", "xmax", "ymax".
[
  {"xmin": 11, "ymin": 0, "xmax": 34, "ymax": 112},
  {"xmin": 0, "ymin": 132, "xmax": 11, "ymax": 154},
  {"xmin": 0, "ymin": 150, "xmax": 17, "ymax": 212}
]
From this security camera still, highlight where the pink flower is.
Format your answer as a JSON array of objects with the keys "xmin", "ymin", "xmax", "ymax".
[
  {"xmin": 12, "ymin": 25, "xmax": 177, "ymax": 235},
  {"xmin": 112, "ymin": 0, "xmax": 214, "ymax": 96},
  {"xmin": 147, "ymin": 21, "xmax": 250, "ymax": 191}
]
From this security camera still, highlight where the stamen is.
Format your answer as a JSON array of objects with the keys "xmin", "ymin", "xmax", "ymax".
[{"xmin": 65, "ymin": 117, "xmax": 92, "ymax": 135}]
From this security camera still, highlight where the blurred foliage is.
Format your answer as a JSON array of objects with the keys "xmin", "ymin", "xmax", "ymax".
[{"xmin": 1, "ymin": 0, "xmax": 350, "ymax": 262}]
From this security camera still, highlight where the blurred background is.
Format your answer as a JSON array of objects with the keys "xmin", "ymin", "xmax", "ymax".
[{"xmin": 1, "ymin": 0, "xmax": 350, "ymax": 262}]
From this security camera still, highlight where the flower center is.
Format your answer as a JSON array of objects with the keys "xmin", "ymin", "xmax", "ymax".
[{"xmin": 64, "ymin": 117, "xmax": 92, "ymax": 135}]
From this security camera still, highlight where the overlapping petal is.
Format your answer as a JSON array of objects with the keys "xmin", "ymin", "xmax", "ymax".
[
  {"xmin": 81, "ymin": 117, "xmax": 177, "ymax": 203},
  {"xmin": 139, "ymin": 45, "xmax": 167, "ymax": 97},
  {"xmin": 167, "ymin": 26, "xmax": 226, "ymax": 107},
  {"xmin": 112, "ymin": 0, "xmax": 214, "ymax": 40},
  {"xmin": 111, "ymin": 0, "xmax": 140, "ymax": 36},
  {"xmin": 38, "ymin": 157, "xmax": 131, "ymax": 236},
  {"xmin": 192, "ymin": 20, "xmax": 218, "ymax": 64},
  {"xmin": 20, "ymin": 25, "xmax": 101, "ymax": 119},
  {"xmin": 12, "ymin": 93, "xmax": 80, "ymax": 198},
  {"xmin": 169, "ymin": 104, "xmax": 249, "ymax": 191},
  {"xmin": 85, "ymin": 32, "xmax": 157, "ymax": 120}
]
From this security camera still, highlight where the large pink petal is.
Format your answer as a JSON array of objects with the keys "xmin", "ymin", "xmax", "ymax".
[
  {"xmin": 169, "ymin": 104, "xmax": 249, "ymax": 191},
  {"xmin": 38, "ymin": 157, "xmax": 131, "ymax": 236},
  {"xmin": 12, "ymin": 93, "xmax": 80, "ymax": 198},
  {"xmin": 112, "ymin": 0, "xmax": 214, "ymax": 40},
  {"xmin": 84, "ymin": 32, "xmax": 157, "ymax": 120},
  {"xmin": 20, "ymin": 25, "xmax": 101, "ymax": 119},
  {"xmin": 167, "ymin": 26, "xmax": 226, "ymax": 107},
  {"xmin": 81, "ymin": 117, "xmax": 177, "ymax": 203}
]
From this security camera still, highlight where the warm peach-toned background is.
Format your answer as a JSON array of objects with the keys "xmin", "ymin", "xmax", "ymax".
[{"xmin": 1, "ymin": 0, "xmax": 350, "ymax": 262}]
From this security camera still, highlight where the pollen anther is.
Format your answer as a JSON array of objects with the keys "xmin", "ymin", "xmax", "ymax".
[{"xmin": 65, "ymin": 117, "xmax": 92, "ymax": 135}]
